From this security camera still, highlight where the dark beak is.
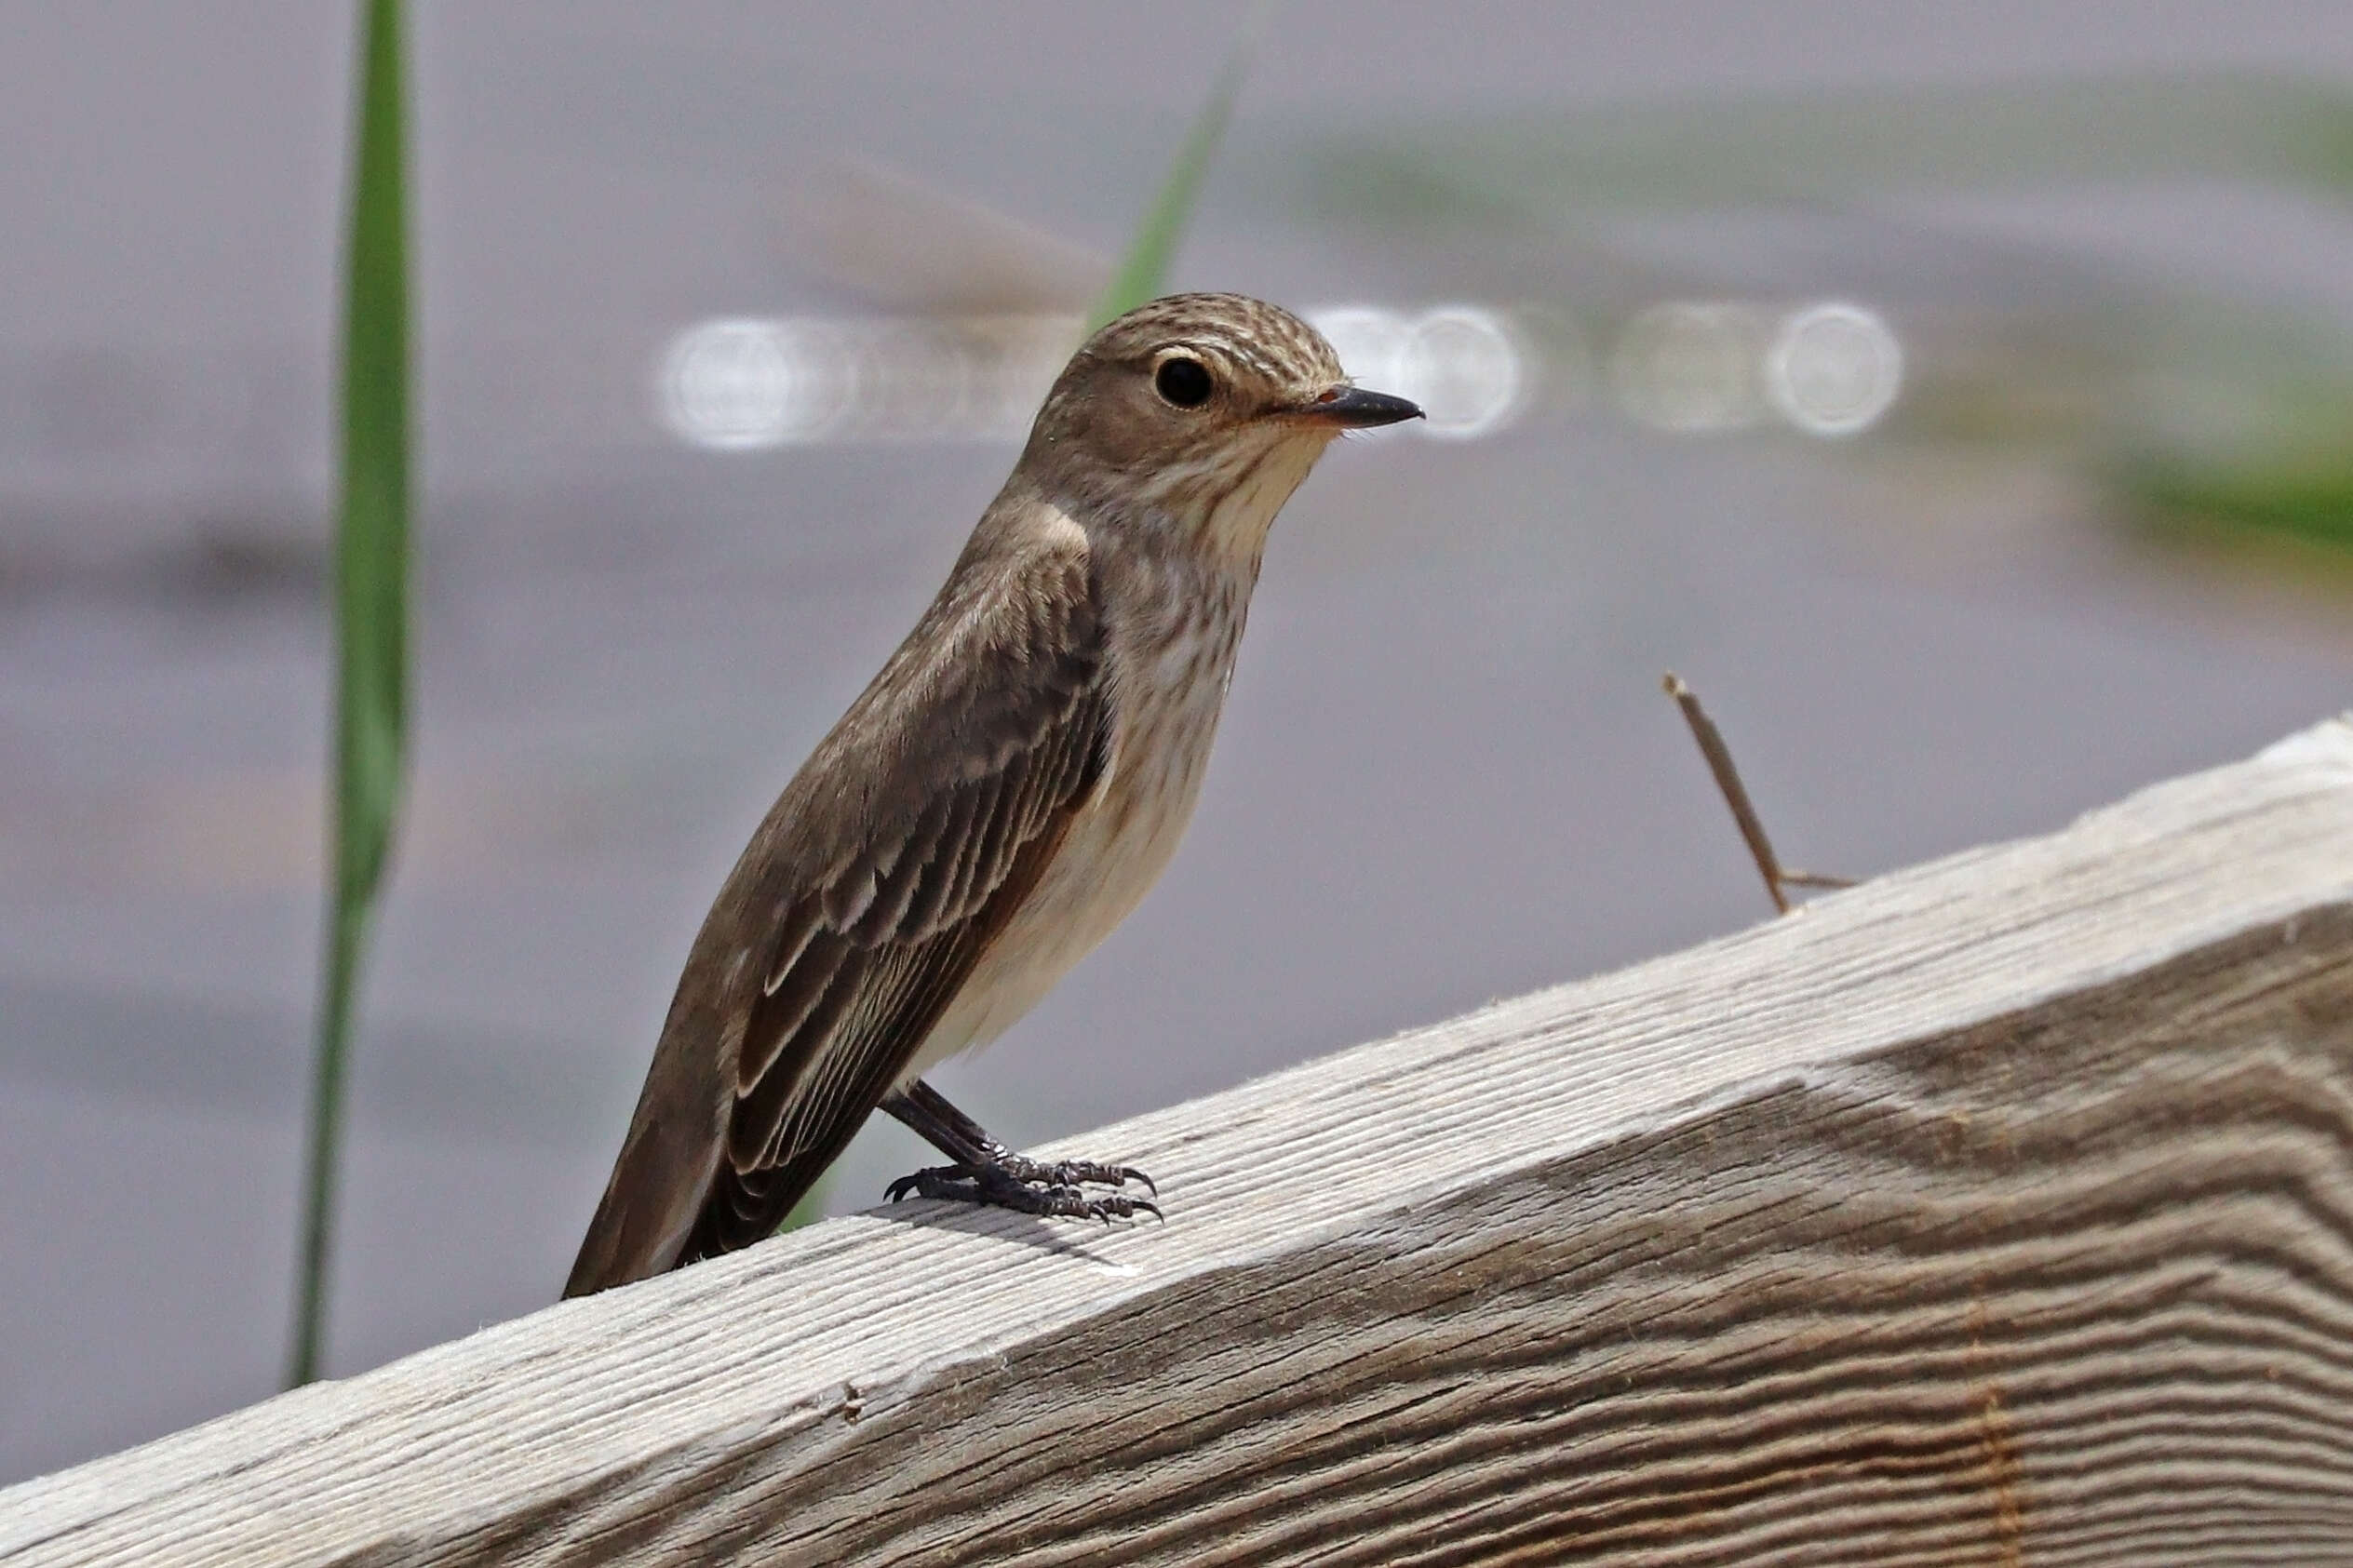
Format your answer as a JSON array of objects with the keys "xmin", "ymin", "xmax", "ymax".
[{"xmin": 1294, "ymin": 384, "xmax": 1423, "ymax": 429}]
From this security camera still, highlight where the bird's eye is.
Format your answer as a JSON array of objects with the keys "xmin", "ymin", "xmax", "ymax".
[{"xmin": 1153, "ymin": 355, "xmax": 1214, "ymax": 409}]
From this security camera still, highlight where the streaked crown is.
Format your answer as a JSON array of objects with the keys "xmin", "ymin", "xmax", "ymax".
[
  {"xmin": 1017, "ymin": 293, "xmax": 1384, "ymax": 526},
  {"xmin": 1080, "ymin": 292, "xmax": 1347, "ymax": 397}
]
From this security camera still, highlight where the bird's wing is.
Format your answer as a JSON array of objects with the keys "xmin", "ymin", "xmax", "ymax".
[{"xmin": 563, "ymin": 529, "xmax": 1109, "ymax": 1296}]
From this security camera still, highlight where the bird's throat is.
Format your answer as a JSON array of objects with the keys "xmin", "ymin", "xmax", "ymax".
[{"xmin": 1192, "ymin": 434, "xmax": 1328, "ymax": 570}]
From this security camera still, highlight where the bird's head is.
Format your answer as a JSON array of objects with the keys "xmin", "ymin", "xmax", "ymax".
[{"xmin": 1020, "ymin": 293, "xmax": 1420, "ymax": 557}]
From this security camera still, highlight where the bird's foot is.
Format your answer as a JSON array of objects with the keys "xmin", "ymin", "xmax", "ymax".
[
  {"xmin": 886, "ymin": 1158, "xmax": 1160, "ymax": 1223},
  {"xmin": 991, "ymin": 1150, "xmax": 1157, "ymax": 1197}
]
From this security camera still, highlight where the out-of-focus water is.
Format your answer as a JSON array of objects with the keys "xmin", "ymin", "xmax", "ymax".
[{"xmin": 5, "ymin": 0, "xmax": 2353, "ymax": 1484}]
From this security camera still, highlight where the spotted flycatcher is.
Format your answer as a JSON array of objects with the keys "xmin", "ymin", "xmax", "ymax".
[{"xmin": 566, "ymin": 294, "xmax": 1419, "ymax": 1295}]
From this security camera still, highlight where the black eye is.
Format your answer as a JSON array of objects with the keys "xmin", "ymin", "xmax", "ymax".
[{"xmin": 1154, "ymin": 355, "xmax": 1213, "ymax": 409}]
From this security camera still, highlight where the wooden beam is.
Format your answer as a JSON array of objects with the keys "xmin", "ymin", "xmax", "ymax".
[{"xmin": 8, "ymin": 718, "xmax": 2353, "ymax": 1566}]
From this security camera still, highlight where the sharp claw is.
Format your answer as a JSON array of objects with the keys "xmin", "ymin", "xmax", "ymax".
[
  {"xmin": 888, "ymin": 1164, "xmax": 977, "ymax": 1204},
  {"xmin": 1124, "ymin": 1167, "xmax": 1159, "ymax": 1197}
]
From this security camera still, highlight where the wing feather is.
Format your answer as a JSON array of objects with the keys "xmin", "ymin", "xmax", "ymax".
[
  {"xmin": 738, "ymin": 913, "xmax": 846, "ymax": 1091},
  {"xmin": 563, "ymin": 519, "xmax": 1109, "ymax": 1296},
  {"xmin": 895, "ymin": 782, "xmax": 985, "ymax": 937},
  {"xmin": 847, "ymin": 791, "xmax": 957, "ymax": 945},
  {"xmin": 728, "ymin": 938, "xmax": 864, "ymax": 1168},
  {"xmin": 759, "ymin": 898, "xmax": 824, "ymax": 998}
]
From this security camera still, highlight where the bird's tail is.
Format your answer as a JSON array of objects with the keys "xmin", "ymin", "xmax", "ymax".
[{"xmin": 562, "ymin": 1108, "xmax": 715, "ymax": 1298}]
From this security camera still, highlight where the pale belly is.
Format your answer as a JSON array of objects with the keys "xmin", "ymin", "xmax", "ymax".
[{"xmin": 898, "ymin": 647, "xmax": 1232, "ymax": 1080}]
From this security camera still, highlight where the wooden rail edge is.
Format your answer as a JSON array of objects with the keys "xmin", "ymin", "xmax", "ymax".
[{"xmin": 7, "ymin": 717, "xmax": 2353, "ymax": 1565}]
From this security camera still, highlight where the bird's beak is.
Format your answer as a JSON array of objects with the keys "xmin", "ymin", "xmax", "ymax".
[{"xmin": 1289, "ymin": 384, "xmax": 1423, "ymax": 429}]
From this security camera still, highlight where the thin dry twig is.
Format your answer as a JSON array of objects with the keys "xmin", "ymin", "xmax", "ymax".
[{"xmin": 1663, "ymin": 673, "xmax": 1857, "ymax": 915}]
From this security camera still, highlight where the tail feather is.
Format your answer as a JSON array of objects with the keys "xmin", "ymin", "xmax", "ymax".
[{"xmin": 562, "ymin": 1108, "xmax": 716, "ymax": 1298}]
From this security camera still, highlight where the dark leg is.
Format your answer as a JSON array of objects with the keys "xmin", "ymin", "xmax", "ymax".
[{"xmin": 880, "ymin": 1079, "xmax": 1158, "ymax": 1222}]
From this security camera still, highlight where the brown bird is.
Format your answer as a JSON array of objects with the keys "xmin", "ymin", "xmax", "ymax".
[{"xmin": 565, "ymin": 293, "xmax": 1419, "ymax": 1297}]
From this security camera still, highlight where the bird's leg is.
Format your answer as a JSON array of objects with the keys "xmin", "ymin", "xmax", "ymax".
[
  {"xmin": 887, "ymin": 1080, "xmax": 1155, "ymax": 1193},
  {"xmin": 881, "ymin": 1079, "xmax": 1157, "ymax": 1221}
]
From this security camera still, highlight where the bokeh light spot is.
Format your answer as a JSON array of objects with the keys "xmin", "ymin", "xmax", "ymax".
[
  {"xmin": 1609, "ymin": 302, "xmax": 1768, "ymax": 434},
  {"xmin": 1309, "ymin": 305, "xmax": 1527, "ymax": 439},
  {"xmin": 658, "ymin": 318, "xmax": 832, "ymax": 449},
  {"xmin": 1766, "ymin": 302, "xmax": 1904, "ymax": 437}
]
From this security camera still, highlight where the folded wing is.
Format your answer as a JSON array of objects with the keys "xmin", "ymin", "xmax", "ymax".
[{"xmin": 564, "ymin": 530, "xmax": 1108, "ymax": 1295}]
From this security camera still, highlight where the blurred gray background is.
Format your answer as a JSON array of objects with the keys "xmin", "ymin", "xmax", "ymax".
[{"xmin": 7, "ymin": 1, "xmax": 2353, "ymax": 1483}]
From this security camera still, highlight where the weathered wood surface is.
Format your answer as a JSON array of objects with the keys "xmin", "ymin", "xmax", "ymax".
[{"xmin": 8, "ymin": 718, "xmax": 2353, "ymax": 1566}]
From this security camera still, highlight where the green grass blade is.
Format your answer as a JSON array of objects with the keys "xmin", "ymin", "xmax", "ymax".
[
  {"xmin": 289, "ymin": 0, "xmax": 410, "ymax": 1389},
  {"xmin": 2123, "ymin": 455, "xmax": 2353, "ymax": 558},
  {"xmin": 1082, "ymin": 8, "xmax": 1268, "ymax": 333}
]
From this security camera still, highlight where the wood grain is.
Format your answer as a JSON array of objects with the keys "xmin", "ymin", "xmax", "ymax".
[{"xmin": 7, "ymin": 718, "xmax": 2353, "ymax": 1566}]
